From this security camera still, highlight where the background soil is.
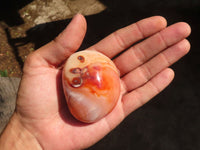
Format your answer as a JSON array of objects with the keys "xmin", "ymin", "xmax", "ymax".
[
  {"xmin": 0, "ymin": 0, "xmax": 105, "ymax": 77},
  {"xmin": 0, "ymin": 0, "xmax": 200, "ymax": 150}
]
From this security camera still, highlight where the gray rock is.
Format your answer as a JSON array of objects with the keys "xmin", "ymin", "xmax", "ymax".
[{"xmin": 0, "ymin": 77, "xmax": 20, "ymax": 133}]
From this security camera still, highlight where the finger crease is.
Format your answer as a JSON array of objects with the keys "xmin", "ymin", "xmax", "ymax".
[
  {"xmin": 132, "ymin": 46, "xmax": 147, "ymax": 64},
  {"xmin": 148, "ymin": 80, "xmax": 161, "ymax": 94},
  {"xmin": 133, "ymin": 89, "xmax": 146, "ymax": 107},
  {"xmin": 157, "ymin": 32, "xmax": 168, "ymax": 49},
  {"xmin": 135, "ymin": 22, "xmax": 145, "ymax": 39},
  {"xmin": 140, "ymin": 65, "xmax": 152, "ymax": 83},
  {"xmin": 113, "ymin": 31, "xmax": 127, "ymax": 50},
  {"xmin": 159, "ymin": 52, "xmax": 171, "ymax": 67},
  {"xmin": 53, "ymin": 38, "xmax": 75, "ymax": 56}
]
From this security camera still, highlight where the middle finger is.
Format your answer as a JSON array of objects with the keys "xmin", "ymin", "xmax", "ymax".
[{"xmin": 113, "ymin": 22, "xmax": 191, "ymax": 76}]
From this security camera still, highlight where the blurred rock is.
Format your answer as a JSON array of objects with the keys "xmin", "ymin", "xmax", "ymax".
[
  {"xmin": 19, "ymin": 0, "xmax": 106, "ymax": 26},
  {"xmin": 0, "ymin": 77, "xmax": 20, "ymax": 133}
]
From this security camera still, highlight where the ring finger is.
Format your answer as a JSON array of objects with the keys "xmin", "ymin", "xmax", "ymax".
[{"xmin": 122, "ymin": 39, "xmax": 190, "ymax": 92}]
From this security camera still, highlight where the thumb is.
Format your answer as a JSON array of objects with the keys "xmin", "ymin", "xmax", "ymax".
[{"xmin": 31, "ymin": 14, "xmax": 87, "ymax": 67}]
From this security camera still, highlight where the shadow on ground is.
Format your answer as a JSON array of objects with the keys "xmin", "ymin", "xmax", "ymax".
[
  {"xmin": 0, "ymin": 0, "xmax": 33, "ymax": 26},
  {"xmin": 1, "ymin": 0, "xmax": 200, "ymax": 149}
]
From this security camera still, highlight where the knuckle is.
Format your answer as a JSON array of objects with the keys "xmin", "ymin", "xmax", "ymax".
[{"xmin": 24, "ymin": 52, "xmax": 42, "ymax": 68}]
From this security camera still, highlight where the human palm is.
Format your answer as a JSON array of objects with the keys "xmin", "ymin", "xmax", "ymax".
[{"xmin": 15, "ymin": 14, "xmax": 190, "ymax": 150}]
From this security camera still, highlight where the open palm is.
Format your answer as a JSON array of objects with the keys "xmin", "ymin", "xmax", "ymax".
[{"xmin": 15, "ymin": 14, "xmax": 190, "ymax": 150}]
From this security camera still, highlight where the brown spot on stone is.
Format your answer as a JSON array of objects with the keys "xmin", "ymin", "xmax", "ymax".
[
  {"xmin": 71, "ymin": 77, "xmax": 82, "ymax": 88},
  {"xmin": 77, "ymin": 55, "xmax": 85, "ymax": 63},
  {"xmin": 70, "ymin": 68, "xmax": 81, "ymax": 74}
]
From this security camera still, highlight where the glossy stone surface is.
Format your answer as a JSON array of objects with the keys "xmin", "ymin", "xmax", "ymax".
[{"xmin": 62, "ymin": 50, "xmax": 121, "ymax": 123}]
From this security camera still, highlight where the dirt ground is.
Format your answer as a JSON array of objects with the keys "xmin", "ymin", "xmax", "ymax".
[{"xmin": 0, "ymin": 0, "xmax": 105, "ymax": 77}]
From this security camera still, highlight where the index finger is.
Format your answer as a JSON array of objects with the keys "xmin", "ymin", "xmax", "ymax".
[{"xmin": 89, "ymin": 16, "xmax": 167, "ymax": 58}]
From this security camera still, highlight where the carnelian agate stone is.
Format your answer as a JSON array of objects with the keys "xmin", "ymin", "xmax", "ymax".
[{"xmin": 62, "ymin": 50, "xmax": 121, "ymax": 123}]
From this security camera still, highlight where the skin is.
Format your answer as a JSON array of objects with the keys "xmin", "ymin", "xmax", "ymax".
[{"xmin": 0, "ymin": 14, "xmax": 191, "ymax": 150}]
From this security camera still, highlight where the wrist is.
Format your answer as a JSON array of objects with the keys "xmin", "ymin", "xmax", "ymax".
[{"xmin": 0, "ymin": 113, "xmax": 42, "ymax": 150}]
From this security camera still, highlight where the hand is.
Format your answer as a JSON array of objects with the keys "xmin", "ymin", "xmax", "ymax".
[{"xmin": 0, "ymin": 14, "xmax": 191, "ymax": 150}]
